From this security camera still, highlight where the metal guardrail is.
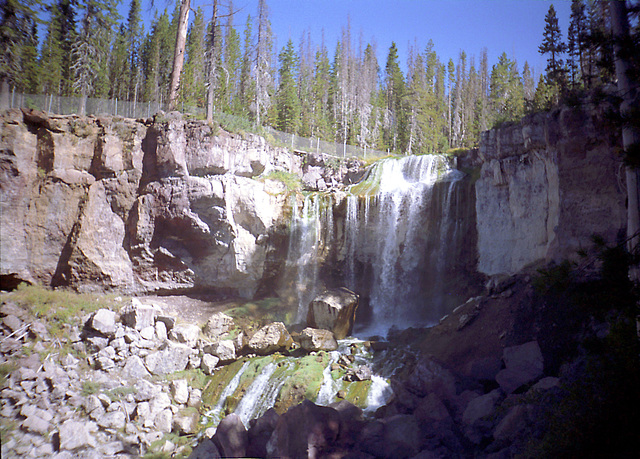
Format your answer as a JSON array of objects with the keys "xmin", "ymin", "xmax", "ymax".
[{"xmin": 2, "ymin": 91, "xmax": 389, "ymax": 161}]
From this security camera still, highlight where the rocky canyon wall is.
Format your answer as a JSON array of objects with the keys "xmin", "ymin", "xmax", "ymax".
[
  {"xmin": 476, "ymin": 102, "xmax": 627, "ymax": 276},
  {"xmin": 0, "ymin": 109, "xmax": 310, "ymax": 296}
]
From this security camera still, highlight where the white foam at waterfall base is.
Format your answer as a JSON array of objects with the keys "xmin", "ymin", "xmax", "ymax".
[{"xmin": 364, "ymin": 375, "xmax": 393, "ymax": 414}]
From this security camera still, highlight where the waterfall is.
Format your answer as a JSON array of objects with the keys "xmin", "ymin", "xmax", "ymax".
[
  {"xmin": 364, "ymin": 375, "xmax": 393, "ymax": 414},
  {"xmin": 285, "ymin": 193, "xmax": 334, "ymax": 322},
  {"xmin": 346, "ymin": 155, "xmax": 465, "ymax": 336}
]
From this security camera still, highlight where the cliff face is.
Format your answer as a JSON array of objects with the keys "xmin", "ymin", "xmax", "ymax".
[
  {"xmin": 475, "ymin": 103, "xmax": 627, "ymax": 276},
  {"xmin": 0, "ymin": 109, "xmax": 301, "ymax": 296},
  {"xmin": 1, "ymin": 103, "xmax": 629, "ymax": 298}
]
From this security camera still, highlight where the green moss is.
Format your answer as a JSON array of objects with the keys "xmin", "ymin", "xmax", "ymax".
[
  {"xmin": 343, "ymin": 379, "xmax": 373, "ymax": 409},
  {"xmin": 275, "ymin": 353, "xmax": 329, "ymax": 412},
  {"xmin": 165, "ymin": 369, "xmax": 208, "ymax": 391},
  {"xmin": 201, "ymin": 359, "xmax": 248, "ymax": 409},
  {"xmin": 260, "ymin": 170, "xmax": 302, "ymax": 192},
  {"xmin": 225, "ymin": 297, "xmax": 294, "ymax": 330}
]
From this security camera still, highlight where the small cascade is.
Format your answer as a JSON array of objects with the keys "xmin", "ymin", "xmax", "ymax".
[
  {"xmin": 284, "ymin": 193, "xmax": 334, "ymax": 322},
  {"xmin": 315, "ymin": 351, "xmax": 341, "ymax": 406},
  {"xmin": 364, "ymin": 375, "xmax": 393, "ymax": 414},
  {"xmin": 203, "ymin": 361, "xmax": 250, "ymax": 426},
  {"xmin": 234, "ymin": 362, "xmax": 277, "ymax": 426}
]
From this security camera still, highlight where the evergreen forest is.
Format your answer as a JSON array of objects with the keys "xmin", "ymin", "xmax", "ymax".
[{"xmin": 1, "ymin": 0, "xmax": 638, "ymax": 154}]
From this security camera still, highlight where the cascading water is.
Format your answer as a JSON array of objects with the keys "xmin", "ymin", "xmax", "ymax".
[
  {"xmin": 284, "ymin": 193, "xmax": 334, "ymax": 322},
  {"xmin": 346, "ymin": 154, "xmax": 465, "ymax": 336}
]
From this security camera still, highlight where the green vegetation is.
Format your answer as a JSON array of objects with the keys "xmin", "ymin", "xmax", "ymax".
[
  {"xmin": 10, "ymin": 283, "xmax": 125, "ymax": 340},
  {"xmin": 523, "ymin": 237, "xmax": 640, "ymax": 457},
  {"xmin": 260, "ymin": 171, "xmax": 303, "ymax": 193},
  {"xmin": 225, "ymin": 297, "xmax": 295, "ymax": 331},
  {"xmin": 80, "ymin": 380, "xmax": 103, "ymax": 397}
]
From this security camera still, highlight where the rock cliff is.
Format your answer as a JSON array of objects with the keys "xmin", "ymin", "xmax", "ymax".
[
  {"xmin": 0, "ymin": 109, "xmax": 303, "ymax": 296},
  {"xmin": 476, "ymin": 102, "xmax": 627, "ymax": 276}
]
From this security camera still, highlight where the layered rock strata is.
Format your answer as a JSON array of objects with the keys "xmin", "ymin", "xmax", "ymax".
[
  {"xmin": 476, "ymin": 103, "xmax": 627, "ymax": 275},
  {"xmin": 0, "ymin": 109, "xmax": 302, "ymax": 296}
]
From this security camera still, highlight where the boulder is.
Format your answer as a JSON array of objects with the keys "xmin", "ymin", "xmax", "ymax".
[
  {"xmin": 144, "ymin": 341, "xmax": 192, "ymax": 375},
  {"xmin": 247, "ymin": 322, "xmax": 293, "ymax": 355},
  {"xmin": 89, "ymin": 309, "xmax": 116, "ymax": 336},
  {"xmin": 266, "ymin": 399, "xmax": 340, "ymax": 459},
  {"xmin": 203, "ymin": 312, "xmax": 234, "ymax": 339},
  {"xmin": 204, "ymin": 340, "xmax": 236, "ymax": 363},
  {"xmin": 307, "ymin": 288, "xmax": 358, "ymax": 339},
  {"xmin": 359, "ymin": 414, "xmax": 422, "ymax": 459},
  {"xmin": 247, "ymin": 408, "xmax": 280, "ymax": 458},
  {"xmin": 495, "ymin": 341, "xmax": 544, "ymax": 394},
  {"xmin": 170, "ymin": 323, "xmax": 201, "ymax": 347},
  {"xmin": 58, "ymin": 420, "xmax": 98, "ymax": 450},
  {"xmin": 173, "ymin": 407, "xmax": 200, "ymax": 435},
  {"xmin": 121, "ymin": 299, "xmax": 159, "ymax": 330},
  {"xmin": 404, "ymin": 358, "xmax": 457, "ymax": 400},
  {"xmin": 170, "ymin": 379, "xmax": 190, "ymax": 405},
  {"xmin": 188, "ymin": 438, "xmax": 221, "ymax": 459},
  {"xmin": 201, "ymin": 354, "xmax": 219, "ymax": 375},
  {"xmin": 297, "ymin": 327, "xmax": 338, "ymax": 352},
  {"xmin": 212, "ymin": 413, "xmax": 248, "ymax": 458}
]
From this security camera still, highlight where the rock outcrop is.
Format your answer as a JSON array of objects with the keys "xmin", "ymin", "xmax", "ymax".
[
  {"xmin": 0, "ymin": 109, "xmax": 302, "ymax": 296},
  {"xmin": 306, "ymin": 288, "xmax": 359, "ymax": 339},
  {"xmin": 476, "ymin": 102, "xmax": 626, "ymax": 276}
]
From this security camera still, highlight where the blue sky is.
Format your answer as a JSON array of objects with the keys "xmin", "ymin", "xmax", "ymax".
[{"xmin": 131, "ymin": 0, "xmax": 572, "ymax": 78}]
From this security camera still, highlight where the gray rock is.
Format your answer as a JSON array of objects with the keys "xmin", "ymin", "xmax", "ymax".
[
  {"xmin": 493, "ymin": 404, "xmax": 530, "ymax": 441},
  {"xmin": 20, "ymin": 406, "xmax": 53, "ymax": 434},
  {"xmin": 298, "ymin": 327, "xmax": 338, "ymax": 352},
  {"xmin": 3, "ymin": 314, "xmax": 23, "ymax": 332},
  {"xmin": 306, "ymin": 288, "xmax": 359, "ymax": 339},
  {"xmin": 188, "ymin": 388, "xmax": 202, "ymax": 408},
  {"xmin": 154, "ymin": 408, "xmax": 173, "ymax": 433},
  {"xmin": 213, "ymin": 413, "xmax": 248, "ymax": 458},
  {"xmin": 188, "ymin": 438, "xmax": 221, "ymax": 459},
  {"xmin": 58, "ymin": 420, "xmax": 98, "ymax": 450},
  {"xmin": 90, "ymin": 309, "xmax": 116, "ymax": 336},
  {"xmin": 144, "ymin": 342, "xmax": 192, "ymax": 375},
  {"xmin": 139, "ymin": 325, "xmax": 155, "ymax": 341},
  {"xmin": 134, "ymin": 379, "xmax": 162, "ymax": 402},
  {"xmin": 156, "ymin": 315, "xmax": 176, "ymax": 331},
  {"xmin": 155, "ymin": 321, "xmax": 168, "ymax": 340},
  {"xmin": 247, "ymin": 322, "xmax": 293, "ymax": 355},
  {"xmin": 170, "ymin": 379, "xmax": 189, "ymax": 405},
  {"xmin": 122, "ymin": 355, "xmax": 151, "ymax": 380},
  {"xmin": 121, "ymin": 299, "xmax": 158, "ymax": 330},
  {"xmin": 204, "ymin": 340, "xmax": 236, "ymax": 363},
  {"xmin": 97, "ymin": 410, "xmax": 126, "ymax": 430},
  {"xmin": 170, "ymin": 323, "xmax": 201, "ymax": 347},
  {"xmin": 201, "ymin": 354, "xmax": 219, "ymax": 375},
  {"xmin": 496, "ymin": 341, "xmax": 544, "ymax": 394},
  {"xmin": 203, "ymin": 312, "xmax": 233, "ymax": 339},
  {"xmin": 462, "ymin": 389, "xmax": 502, "ymax": 426},
  {"xmin": 173, "ymin": 407, "xmax": 200, "ymax": 435}
]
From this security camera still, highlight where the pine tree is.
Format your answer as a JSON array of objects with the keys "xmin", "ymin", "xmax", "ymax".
[
  {"xmin": 489, "ymin": 52, "xmax": 524, "ymax": 125},
  {"xmin": 275, "ymin": 39, "xmax": 300, "ymax": 132},
  {"xmin": 238, "ymin": 14, "xmax": 254, "ymax": 118},
  {"xmin": 126, "ymin": 0, "xmax": 143, "ymax": 102},
  {"xmin": 568, "ymin": 0, "xmax": 588, "ymax": 87},
  {"xmin": 181, "ymin": 7, "xmax": 205, "ymax": 107},
  {"xmin": 72, "ymin": 0, "xmax": 117, "ymax": 113},
  {"xmin": 383, "ymin": 42, "xmax": 406, "ymax": 152},
  {"xmin": 109, "ymin": 24, "xmax": 129, "ymax": 100},
  {"xmin": 539, "ymin": 4, "xmax": 567, "ymax": 87},
  {"xmin": 221, "ymin": 2, "xmax": 241, "ymax": 114},
  {"xmin": 311, "ymin": 37, "xmax": 331, "ymax": 139},
  {"xmin": 255, "ymin": 0, "xmax": 274, "ymax": 125},
  {"xmin": 0, "ymin": 0, "xmax": 41, "ymax": 93}
]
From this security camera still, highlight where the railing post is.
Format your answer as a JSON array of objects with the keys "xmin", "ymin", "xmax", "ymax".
[{"xmin": 115, "ymin": 98, "xmax": 118, "ymax": 117}]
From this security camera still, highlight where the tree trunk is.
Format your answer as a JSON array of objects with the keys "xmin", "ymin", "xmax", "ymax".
[
  {"xmin": 609, "ymin": 0, "xmax": 640, "ymax": 286},
  {"xmin": 168, "ymin": 0, "xmax": 190, "ymax": 112}
]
